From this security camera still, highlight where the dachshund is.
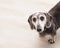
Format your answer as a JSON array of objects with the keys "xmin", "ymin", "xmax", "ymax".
[{"xmin": 28, "ymin": 2, "xmax": 60, "ymax": 44}]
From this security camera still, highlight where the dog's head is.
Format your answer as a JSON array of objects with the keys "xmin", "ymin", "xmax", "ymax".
[{"xmin": 28, "ymin": 12, "xmax": 53, "ymax": 33}]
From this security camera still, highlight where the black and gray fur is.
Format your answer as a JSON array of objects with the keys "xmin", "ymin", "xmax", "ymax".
[{"xmin": 49, "ymin": 1, "xmax": 60, "ymax": 29}]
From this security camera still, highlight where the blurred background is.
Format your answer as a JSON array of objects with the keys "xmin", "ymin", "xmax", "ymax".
[{"xmin": 0, "ymin": 0, "xmax": 60, "ymax": 48}]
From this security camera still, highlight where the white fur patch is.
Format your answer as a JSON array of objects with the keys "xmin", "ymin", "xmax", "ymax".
[{"xmin": 39, "ymin": 14, "xmax": 47, "ymax": 32}]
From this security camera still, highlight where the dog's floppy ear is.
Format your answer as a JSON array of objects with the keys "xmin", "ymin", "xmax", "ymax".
[
  {"xmin": 44, "ymin": 13, "xmax": 53, "ymax": 28},
  {"xmin": 47, "ymin": 14, "xmax": 53, "ymax": 28},
  {"xmin": 28, "ymin": 14, "xmax": 35, "ymax": 29}
]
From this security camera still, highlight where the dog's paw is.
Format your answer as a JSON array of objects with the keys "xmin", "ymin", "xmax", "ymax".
[{"xmin": 48, "ymin": 39, "xmax": 55, "ymax": 44}]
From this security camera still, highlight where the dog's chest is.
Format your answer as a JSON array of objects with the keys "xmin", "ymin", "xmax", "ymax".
[
  {"xmin": 45, "ymin": 27, "xmax": 53, "ymax": 34},
  {"xmin": 40, "ymin": 27, "xmax": 56, "ymax": 37}
]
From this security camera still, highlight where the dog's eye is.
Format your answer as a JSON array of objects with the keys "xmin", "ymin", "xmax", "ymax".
[
  {"xmin": 33, "ymin": 18, "xmax": 36, "ymax": 22},
  {"xmin": 40, "ymin": 16, "xmax": 44, "ymax": 21}
]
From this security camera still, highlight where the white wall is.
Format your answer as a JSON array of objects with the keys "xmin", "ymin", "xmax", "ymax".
[{"xmin": 0, "ymin": 0, "xmax": 60, "ymax": 48}]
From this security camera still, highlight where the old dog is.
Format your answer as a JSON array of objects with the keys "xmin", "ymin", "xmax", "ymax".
[{"xmin": 28, "ymin": 2, "xmax": 60, "ymax": 44}]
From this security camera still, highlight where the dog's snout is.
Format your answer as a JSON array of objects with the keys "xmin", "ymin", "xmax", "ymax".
[{"xmin": 37, "ymin": 25, "xmax": 42, "ymax": 32}]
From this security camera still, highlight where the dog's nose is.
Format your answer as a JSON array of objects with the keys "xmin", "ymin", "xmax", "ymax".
[{"xmin": 37, "ymin": 29, "xmax": 42, "ymax": 32}]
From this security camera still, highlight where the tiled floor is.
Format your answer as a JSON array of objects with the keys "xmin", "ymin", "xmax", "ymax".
[{"xmin": 0, "ymin": 0, "xmax": 60, "ymax": 48}]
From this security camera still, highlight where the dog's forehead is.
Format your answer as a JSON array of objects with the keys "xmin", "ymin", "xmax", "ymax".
[{"xmin": 33, "ymin": 12, "xmax": 46, "ymax": 18}]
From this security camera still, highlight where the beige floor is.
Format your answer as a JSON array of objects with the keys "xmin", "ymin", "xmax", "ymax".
[{"xmin": 0, "ymin": 0, "xmax": 60, "ymax": 48}]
